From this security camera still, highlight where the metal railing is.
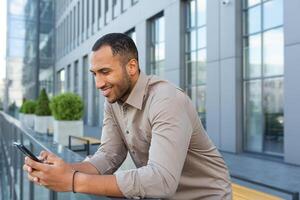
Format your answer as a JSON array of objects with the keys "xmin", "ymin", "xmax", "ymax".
[{"xmin": 0, "ymin": 111, "xmax": 142, "ymax": 200}]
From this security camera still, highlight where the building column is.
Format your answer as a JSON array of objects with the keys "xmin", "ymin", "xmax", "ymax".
[
  {"xmin": 206, "ymin": 0, "xmax": 242, "ymax": 152},
  {"xmin": 284, "ymin": 0, "xmax": 300, "ymax": 165},
  {"xmin": 164, "ymin": 0, "xmax": 182, "ymax": 86}
]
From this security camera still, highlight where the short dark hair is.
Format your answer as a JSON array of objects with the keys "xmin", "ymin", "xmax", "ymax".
[{"xmin": 92, "ymin": 33, "xmax": 139, "ymax": 66}]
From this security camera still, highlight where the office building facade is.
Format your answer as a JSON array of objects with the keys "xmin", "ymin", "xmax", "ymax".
[
  {"xmin": 54, "ymin": 0, "xmax": 300, "ymax": 165},
  {"xmin": 5, "ymin": 0, "xmax": 55, "ymax": 107}
]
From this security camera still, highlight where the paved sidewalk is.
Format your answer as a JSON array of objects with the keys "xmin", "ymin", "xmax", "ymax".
[{"xmin": 222, "ymin": 152, "xmax": 300, "ymax": 198}]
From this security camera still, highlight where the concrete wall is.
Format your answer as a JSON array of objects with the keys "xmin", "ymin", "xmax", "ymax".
[
  {"xmin": 206, "ymin": 0, "xmax": 242, "ymax": 153},
  {"xmin": 284, "ymin": 0, "xmax": 300, "ymax": 165}
]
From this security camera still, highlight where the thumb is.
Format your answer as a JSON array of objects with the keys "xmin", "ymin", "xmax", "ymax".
[{"xmin": 44, "ymin": 153, "xmax": 60, "ymax": 164}]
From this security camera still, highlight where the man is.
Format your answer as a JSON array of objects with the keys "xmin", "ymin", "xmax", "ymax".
[{"xmin": 24, "ymin": 33, "xmax": 232, "ymax": 199}]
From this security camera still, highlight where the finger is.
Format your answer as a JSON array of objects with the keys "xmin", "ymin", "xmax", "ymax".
[
  {"xmin": 25, "ymin": 157, "xmax": 46, "ymax": 171},
  {"xmin": 27, "ymin": 173, "xmax": 39, "ymax": 183},
  {"xmin": 39, "ymin": 151, "xmax": 52, "ymax": 161},
  {"xmin": 23, "ymin": 164, "xmax": 33, "ymax": 173}
]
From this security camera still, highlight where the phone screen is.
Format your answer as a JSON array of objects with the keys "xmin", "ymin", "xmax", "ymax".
[{"xmin": 13, "ymin": 142, "xmax": 43, "ymax": 163}]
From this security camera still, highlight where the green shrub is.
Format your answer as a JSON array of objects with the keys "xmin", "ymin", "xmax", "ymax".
[
  {"xmin": 19, "ymin": 99, "xmax": 27, "ymax": 113},
  {"xmin": 23, "ymin": 101, "xmax": 37, "ymax": 114},
  {"xmin": 35, "ymin": 88, "xmax": 51, "ymax": 116},
  {"xmin": 50, "ymin": 93, "xmax": 84, "ymax": 120}
]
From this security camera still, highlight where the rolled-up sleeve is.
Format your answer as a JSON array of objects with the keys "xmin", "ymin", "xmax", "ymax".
[
  {"xmin": 85, "ymin": 101, "xmax": 128, "ymax": 175},
  {"xmin": 115, "ymin": 90, "xmax": 193, "ymax": 198}
]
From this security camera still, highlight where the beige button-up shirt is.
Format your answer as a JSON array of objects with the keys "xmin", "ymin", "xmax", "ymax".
[{"xmin": 86, "ymin": 72, "xmax": 232, "ymax": 199}]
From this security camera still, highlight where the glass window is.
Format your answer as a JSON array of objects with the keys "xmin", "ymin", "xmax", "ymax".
[
  {"xmin": 149, "ymin": 14, "xmax": 165, "ymax": 77},
  {"xmin": 87, "ymin": 0, "xmax": 89, "ymax": 29},
  {"xmin": 247, "ymin": 5, "xmax": 261, "ymax": 34},
  {"xmin": 244, "ymin": 34, "xmax": 261, "ymax": 78},
  {"xmin": 57, "ymin": 69, "xmax": 65, "ymax": 94},
  {"xmin": 92, "ymin": 0, "xmax": 95, "ymax": 24},
  {"xmin": 263, "ymin": 78, "xmax": 284, "ymax": 154},
  {"xmin": 82, "ymin": 55, "xmax": 89, "ymax": 123},
  {"xmin": 125, "ymin": 28, "xmax": 136, "ymax": 45},
  {"xmin": 98, "ymin": 0, "xmax": 101, "ymax": 19},
  {"xmin": 263, "ymin": 0, "xmax": 283, "ymax": 30},
  {"xmin": 263, "ymin": 28, "xmax": 284, "ymax": 76},
  {"xmin": 82, "ymin": 0, "xmax": 85, "ymax": 33},
  {"xmin": 243, "ymin": 0, "xmax": 284, "ymax": 155},
  {"xmin": 197, "ymin": 0, "xmax": 206, "ymax": 27},
  {"xmin": 74, "ymin": 60, "xmax": 79, "ymax": 94},
  {"xmin": 244, "ymin": 80, "xmax": 263, "ymax": 152},
  {"xmin": 185, "ymin": 0, "xmax": 207, "ymax": 128},
  {"xmin": 245, "ymin": 0, "xmax": 261, "ymax": 7},
  {"xmin": 67, "ymin": 65, "xmax": 71, "ymax": 91}
]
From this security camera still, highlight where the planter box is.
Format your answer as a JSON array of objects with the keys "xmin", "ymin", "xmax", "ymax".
[
  {"xmin": 34, "ymin": 116, "xmax": 53, "ymax": 134},
  {"xmin": 53, "ymin": 120, "xmax": 83, "ymax": 146},
  {"xmin": 19, "ymin": 113, "xmax": 24, "ymax": 123},
  {"xmin": 23, "ymin": 114, "xmax": 35, "ymax": 129}
]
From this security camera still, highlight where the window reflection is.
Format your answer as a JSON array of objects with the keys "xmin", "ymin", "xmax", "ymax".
[
  {"xmin": 243, "ymin": 0, "xmax": 284, "ymax": 155},
  {"xmin": 245, "ymin": 0, "xmax": 261, "ymax": 7},
  {"xmin": 263, "ymin": 28, "xmax": 284, "ymax": 76},
  {"xmin": 244, "ymin": 80, "xmax": 263, "ymax": 152},
  {"xmin": 263, "ymin": 78, "xmax": 284, "ymax": 154},
  {"xmin": 149, "ymin": 14, "xmax": 165, "ymax": 77},
  {"xmin": 244, "ymin": 34, "xmax": 261, "ymax": 78},
  {"xmin": 263, "ymin": 0, "xmax": 283, "ymax": 30},
  {"xmin": 247, "ymin": 5, "xmax": 261, "ymax": 34},
  {"xmin": 185, "ymin": 0, "xmax": 207, "ymax": 128}
]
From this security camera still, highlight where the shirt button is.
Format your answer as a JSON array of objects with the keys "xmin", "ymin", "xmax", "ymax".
[
  {"xmin": 126, "ymin": 130, "xmax": 129, "ymax": 134},
  {"xmin": 131, "ymin": 150, "xmax": 135, "ymax": 154}
]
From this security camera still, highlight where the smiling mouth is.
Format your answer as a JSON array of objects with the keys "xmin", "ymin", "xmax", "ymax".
[{"xmin": 101, "ymin": 87, "xmax": 112, "ymax": 97}]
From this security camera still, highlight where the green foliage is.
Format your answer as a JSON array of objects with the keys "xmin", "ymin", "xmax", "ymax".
[
  {"xmin": 35, "ymin": 88, "xmax": 52, "ymax": 116},
  {"xmin": 50, "ymin": 93, "xmax": 84, "ymax": 121},
  {"xmin": 19, "ymin": 98, "xmax": 27, "ymax": 113},
  {"xmin": 0, "ymin": 99, "xmax": 3, "ymax": 111},
  {"xmin": 23, "ymin": 100, "xmax": 37, "ymax": 114}
]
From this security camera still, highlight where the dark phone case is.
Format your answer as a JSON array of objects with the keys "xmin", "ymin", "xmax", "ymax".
[{"xmin": 13, "ymin": 142, "xmax": 42, "ymax": 163}]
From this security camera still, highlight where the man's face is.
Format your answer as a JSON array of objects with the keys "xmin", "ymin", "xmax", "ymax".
[{"xmin": 90, "ymin": 45, "xmax": 132, "ymax": 103}]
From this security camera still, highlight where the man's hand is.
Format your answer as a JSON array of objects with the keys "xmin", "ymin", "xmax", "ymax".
[{"xmin": 23, "ymin": 151, "xmax": 74, "ymax": 192}]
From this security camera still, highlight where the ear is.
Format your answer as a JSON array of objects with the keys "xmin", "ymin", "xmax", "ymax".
[{"xmin": 126, "ymin": 59, "xmax": 139, "ymax": 76}]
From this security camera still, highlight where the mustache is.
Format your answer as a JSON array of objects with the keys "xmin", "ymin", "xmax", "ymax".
[{"xmin": 99, "ymin": 84, "xmax": 112, "ymax": 90}]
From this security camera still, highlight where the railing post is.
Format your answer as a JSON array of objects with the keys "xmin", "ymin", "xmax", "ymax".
[
  {"xmin": 19, "ymin": 134, "xmax": 24, "ymax": 200},
  {"xmin": 29, "ymin": 142, "xmax": 35, "ymax": 200},
  {"xmin": 49, "ymin": 190, "xmax": 57, "ymax": 200},
  {"xmin": 292, "ymin": 192, "xmax": 299, "ymax": 200}
]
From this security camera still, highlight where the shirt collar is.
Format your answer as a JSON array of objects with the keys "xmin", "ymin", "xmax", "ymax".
[{"xmin": 124, "ymin": 71, "xmax": 149, "ymax": 110}]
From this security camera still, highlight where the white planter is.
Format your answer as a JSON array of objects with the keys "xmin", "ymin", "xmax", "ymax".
[
  {"xmin": 34, "ymin": 115, "xmax": 53, "ymax": 134},
  {"xmin": 23, "ymin": 114, "xmax": 35, "ymax": 129},
  {"xmin": 53, "ymin": 120, "xmax": 83, "ymax": 146},
  {"xmin": 19, "ymin": 113, "xmax": 24, "ymax": 123}
]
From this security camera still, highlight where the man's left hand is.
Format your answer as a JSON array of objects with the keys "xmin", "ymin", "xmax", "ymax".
[{"xmin": 24, "ymin": 151, "xmax": 74, "ymax": 192}]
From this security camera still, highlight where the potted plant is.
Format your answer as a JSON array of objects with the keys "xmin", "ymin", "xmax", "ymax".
[
  {"xmin": 34, "ymin": 89, "xmax": 53, "ymax": 134},
  {"xmin": 22, "ymin": 100, "xmax": 37, "ymax": 128},
  {"xmin": 50, "ymin": 93, "xmax": 84, "ymax": 146},
  {"xmin": 19, "ymin": 98, "xmax": 27, "ymax": 123}
]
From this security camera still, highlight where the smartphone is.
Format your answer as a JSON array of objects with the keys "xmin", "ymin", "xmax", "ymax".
[{"xmin": 13, "ymin": 142, "xmax": 43, "ymax": 163}]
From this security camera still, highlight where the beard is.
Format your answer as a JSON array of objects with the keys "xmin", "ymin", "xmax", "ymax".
[{"xmin": 108, "ymin": 69, "xmax": 132, "ymax": 104}]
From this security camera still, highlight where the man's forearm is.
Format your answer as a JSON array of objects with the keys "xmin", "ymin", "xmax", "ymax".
[
  {"xmin": 70, "ymin": 162, "xmax": 99, "ymax": 175},
  {"xmin": 74, "ymin": 173, "xmax": 123, "ymax": 197}
]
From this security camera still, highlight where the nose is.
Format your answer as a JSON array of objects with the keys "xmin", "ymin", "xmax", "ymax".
[{"xmin": 95, "ymin": 75, "xmax": 105, "ymax": 89}]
